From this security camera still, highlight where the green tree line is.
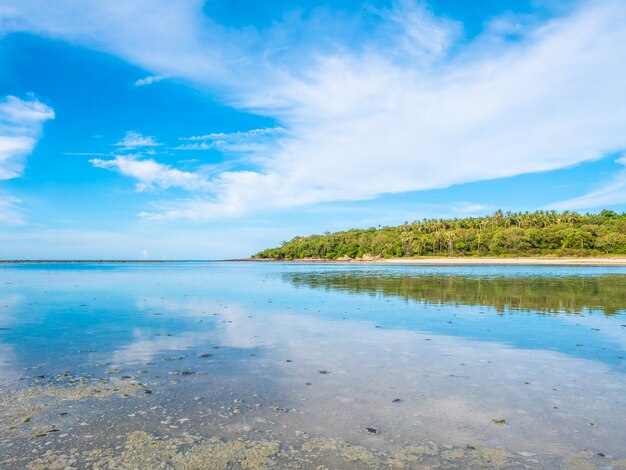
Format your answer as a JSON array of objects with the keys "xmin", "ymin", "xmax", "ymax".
[{"xmin": 253, "ymin": 210, "xmax": 626, "ymax": 259}]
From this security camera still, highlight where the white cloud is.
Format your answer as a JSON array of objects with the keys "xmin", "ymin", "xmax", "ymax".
[
  {"xmin": 180, "ymin": 127, "xmax": 284, "ymax": 142},
  {"xmin": 134, "ymin": 74, "xmax": 168, "ymax": 87},
  {"xmin": 0, "ymin": 95, "xmax": 55, "ymax": 180},
  {"xmin": 174, "ymin": 127, "xmax": 284, "ymax": 154},
  {"xmin": 90, "ymin": 155, "xmax": 212, "ymax": 192},
  {"xmin": 114, "ymin": 131, "xmax": 161, "ymax": 150},
  {"xmin": 212, "ymin": 0, "xmax": 624, "ymax": 220},
  {"xmin": 0, "ymin": 0, "xmax": 232, "ymax": 86},
  {"xmin": 385, "ymin": 0, "xmax": 460, "ymax": 61},
  {"xmin": 0, "ymin": 196, "xmax": 26, "ymax": 225},
  {"xmin": 173, "ymin": 142, "xmax": 214, "ymax": 151},
  {"xmin": 4, "ymin": 1, "xmax": 626, "ymax": 220},
  {"xmin": 549, "ymin": 157, "xmax": 626, "ymax": 210},
  {"xmin": 173, "ymin": 141, "xmax": 267, "ymax": 153}
]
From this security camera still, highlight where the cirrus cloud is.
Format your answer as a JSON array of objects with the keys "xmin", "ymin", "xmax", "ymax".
[
  {"xmin": 549, "ymin": 157, "xmax": 626, "ymax": 210},
  {"xmin": 114, "ymin": 131, "xmax": 162, "ymax": 150},
  {"xmin": 4, "ymin": 1, "xmax": 626, "ymax": 219},
  {"xmin": 0, "ymin": 95, "xmax": 55, "ymax": 180},
  {"xmin": 0, "ymin": 195, "xmax": 26, "ymax": 226},
  {"xmin": 134, "ymin": 74, "xmax": 169, "ymax": 87},
  {"xmin": 144, "ymin": 0, "xmax": 626, "ymax": 220}
]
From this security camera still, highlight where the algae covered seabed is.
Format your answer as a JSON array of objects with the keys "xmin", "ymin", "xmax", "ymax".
[{"xmin": 1, "ymin": 262, "xmax": 626, "ymax": 469}]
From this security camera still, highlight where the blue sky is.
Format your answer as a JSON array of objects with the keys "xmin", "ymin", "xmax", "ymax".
[{"xmin": 0, "ymin": 0, "xmax": 625, "ymax": 259}]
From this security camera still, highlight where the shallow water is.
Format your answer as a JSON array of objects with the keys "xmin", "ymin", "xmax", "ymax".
[{"xmin": 1, "ymin": 262, "xmax": 625, "ymax": 469}]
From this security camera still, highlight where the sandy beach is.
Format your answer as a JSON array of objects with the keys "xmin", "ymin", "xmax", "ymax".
[
  {"xmin": 379, "ymin": 257, "xmax": 626, "ymax": 266},
  {"xmin": 248, "ymin": 257, "xmax": 626, "ymax": 266}
]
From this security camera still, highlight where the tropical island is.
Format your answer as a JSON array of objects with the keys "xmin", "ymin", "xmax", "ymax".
[{"xmin": 253, "ymin": 210, "xmax": 626, "ymax": 260}]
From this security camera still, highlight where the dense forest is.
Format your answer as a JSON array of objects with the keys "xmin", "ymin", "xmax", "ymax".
[{"xmin": 254, "ymin": 210, "xmax": 626, "ymax": 259}]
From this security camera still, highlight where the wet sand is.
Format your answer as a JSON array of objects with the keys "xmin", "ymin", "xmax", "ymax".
[{"xmin": 381, "ymin": 257, "xmax": 626, "ymax": 266}]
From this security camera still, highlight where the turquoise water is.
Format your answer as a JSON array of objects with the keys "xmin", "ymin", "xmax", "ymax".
[{"xmin": 1, "ymin": 262, "xmax": 625, "ymax": 468}]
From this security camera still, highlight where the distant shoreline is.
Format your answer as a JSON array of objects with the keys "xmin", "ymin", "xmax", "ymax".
[
  {"xmin": 0, "ymin": 260, "xmax": 202, "ymax": 264},
  {"xmin": 2, "ymin": 257, "xmax": 626, "ymax": 266}
]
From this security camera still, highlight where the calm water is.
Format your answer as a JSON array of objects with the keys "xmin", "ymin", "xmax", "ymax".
[{"xmin": 1, "ymin": 262, "xmax": 625, "ymax": 469}]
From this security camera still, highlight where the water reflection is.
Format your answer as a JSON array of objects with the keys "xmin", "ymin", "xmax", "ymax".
[
  {"xmin": 1, "ymin": 263, "xmax": 626, "ymax": 468},
  {"xmin": 285, "ymin": 271, "xmax": 626, "ymax": 315}
]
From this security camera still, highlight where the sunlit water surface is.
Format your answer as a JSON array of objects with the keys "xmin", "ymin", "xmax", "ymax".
[{"xmin": 1, "ymin": 262, "xmax": 625, "ymax": 469}]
